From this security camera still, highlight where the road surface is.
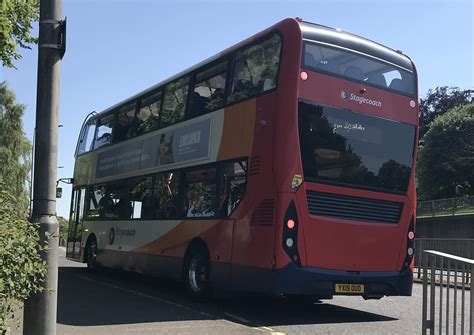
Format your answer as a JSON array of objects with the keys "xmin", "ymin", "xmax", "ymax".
[{"xmin": 14, "ymin": 248, "xmax": 471, "ymax": 334}]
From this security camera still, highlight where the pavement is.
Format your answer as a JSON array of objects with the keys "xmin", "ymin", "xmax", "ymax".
[{"xmin": 11, "ymin": 247, "xmax": 471, "ymax": 335}]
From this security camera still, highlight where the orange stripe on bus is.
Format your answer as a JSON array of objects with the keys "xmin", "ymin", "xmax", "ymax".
[
  {"xmin": 217, "ymin": 99, "xmax": 256, "ymax": 160},
  {"xmin": 131, "ymin": 220, "xmax": 220, "ymax": 254}
]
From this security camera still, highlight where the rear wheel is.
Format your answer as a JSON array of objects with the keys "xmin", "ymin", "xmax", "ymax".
[
  {"xmin": 85, "ymin": 238, "xmax": 98, "ymax": 272},
  {"xmin": 185, "ymin": 251, "xmax": 211, "ymax": 300}
]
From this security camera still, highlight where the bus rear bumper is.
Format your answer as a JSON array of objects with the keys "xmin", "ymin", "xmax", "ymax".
[{"xmin": 273, "ymin": 263, "xmax": 413, "ymax": 298}]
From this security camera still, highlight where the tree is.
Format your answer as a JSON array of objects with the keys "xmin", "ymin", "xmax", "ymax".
[
  {"xmin": 0, "ymin": 187, "xmax": 46, "ymax": 333},
  {"xmin": 57, "ymin": 216, "xmax": 69, "ymax": 246},
  {"xmin": 417, "ymin": 104, "xmax": 474, "ymax": 200},
  {"xmin": 0, "ymin": 0, "xmax": 39, "ymax": 68},
  {"xmin": 0, "ymin": 82, "xmax": 32, "ymax": 216},
  {"xmin": 419, "ymin": 86, "xmax": 473, "ymax": 139}
]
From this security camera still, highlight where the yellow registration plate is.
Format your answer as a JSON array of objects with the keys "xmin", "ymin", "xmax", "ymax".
[{"xmin": 335, "ymin": 283, "xmax": 364, "ymax": 294}]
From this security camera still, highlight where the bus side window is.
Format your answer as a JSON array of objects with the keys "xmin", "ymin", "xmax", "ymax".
[
  {"xmin": 183, "ymin": 168, "xmax": 217, "ymax": 218},
  {"xmin": 87, "ymin": 185, "xmax": 112, "ymax": 219},
  {"xmin": 77, "ymin": 119, "xmax": 96, "ymax": 154},
  {"xmin": 219, "ymin": 160, "xmax": 247, "ymax": 216},
  {"xmin": 153, "ymin": 172, "xmax": 180, "ymax": 219},
  {"xmin": 135, "ymin": 92, "xmax": 162, "ymax": 136},
  {"xmin": 130, "ymin": 176, "xmax": 153, "ymax": 219},
  {"xmin": 228, "ymin": 34, "xmax": 281, "ymax": 103},
  {"xmin": 94, "ymin": 114, "xmax": 114, "ymax": 149},
  {"xmin": 161, "ymin": 77, "xmax": 190, "ymax": 128},
  {"xmin": 190, "ymin": 61, "xmax": 227, "ymax": 117},
  {"xmin": 114, "ymin": 103, "xmax": 136, "ymax": 143}
]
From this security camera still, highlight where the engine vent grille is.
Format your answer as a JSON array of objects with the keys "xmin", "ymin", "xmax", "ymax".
[
  {"xmin": 248, "ymin": 156, "xmax": 261, "ymax": 176},
  {"xmin": 251, "ymin": 199, "xmax": 275, "ymax": 226},
  {"xmin": 306, "ymin": 191, "xmax": 403, "ymax": 224}
]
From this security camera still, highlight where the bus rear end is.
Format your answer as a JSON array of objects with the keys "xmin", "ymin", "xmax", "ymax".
[{"xmin": 273, "ymin": 21, "xmax": 418, "ymax": 299}]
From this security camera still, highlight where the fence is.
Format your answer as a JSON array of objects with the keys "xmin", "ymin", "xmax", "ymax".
[
  {"xmin": 421, "ymin": 250, "xmax": 473, "ymax": 335},
  {"xmin": 415, "ymin": 239, "xmax": 474, "ymax": 279},
  {"xmin": 417, "ymin": 196, "xmax": 474, "ymax": 218}
]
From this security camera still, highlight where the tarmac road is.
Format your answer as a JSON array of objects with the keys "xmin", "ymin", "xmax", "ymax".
[{"xmin": 14, "ymin": 248, "xmax": 471, "ymax": 335}]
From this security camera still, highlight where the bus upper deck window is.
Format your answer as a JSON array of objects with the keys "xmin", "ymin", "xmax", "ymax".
[
  {"xmin": 190, "ymin": 61, "xmax": 227, "ymax": 117},
  {"xmin": 136, "ymin": 92, "xmax": 162, "ymax": 136},
  {"xmin": 228, "ymin": 34, "xmax": 281, "ymax": 103},
  {"xmin": 94, "ymin": 114, "xmax": 114, "ymax": 149},
  {"xmin": 161, "ymin": 77, "xmax": 190, "ymax": 127},
  {"xmin": 302, "ymin": 41, "xmax": 416, "ymax": 96},
  {"xmin": 114, "ymin": 103, "xmax": 136, "ymax": 143},
  {"xmin": 77, "ymin": 120, "xmax": 96, "ymax": 154}
]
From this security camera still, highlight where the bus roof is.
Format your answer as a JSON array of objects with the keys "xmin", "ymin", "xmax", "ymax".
[
  {"xmin": 299, "ymin": 21, "xmax": 414, "ymax": 72},
  {"xmin": 90, "ymin": 18, "xmax": 414, "ymax": 120}
]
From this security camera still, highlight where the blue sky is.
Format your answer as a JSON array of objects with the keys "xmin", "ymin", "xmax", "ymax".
[{"xmin": 1, "ymin": 0, "xmax": 473, "ymax": 218}]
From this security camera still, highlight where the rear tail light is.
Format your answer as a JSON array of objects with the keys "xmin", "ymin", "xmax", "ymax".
[
  {"xmin": 283, "ymin": 201, "xmax": 301, "ymax": 266},
  {"xmin": 287, "ymin": 219, "xmax": 295, "ymax": 229},
  {"xmin": 300, "ymin": 71, "xmax": 308, "ymax": 81},
  {"xmin": 402, "ymin": 217, "xmax": 415, "ymax": 270}
]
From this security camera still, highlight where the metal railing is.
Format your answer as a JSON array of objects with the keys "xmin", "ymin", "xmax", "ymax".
[
  {"xmin": 421, "ymin": 250, "xmax": 473, "ymax": 335},
  {"xmin": 415, "ymin": 239, "xmax": 474, "ymax": 279},
  {"xmin": 417, "ymin": 196, "xmax": 474, "ymax": 218}
]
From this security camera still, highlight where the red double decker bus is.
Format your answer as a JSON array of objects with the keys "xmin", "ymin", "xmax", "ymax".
[{"xmin": 67, "ymin": 18, "xmax": 418, "ymax": 300}]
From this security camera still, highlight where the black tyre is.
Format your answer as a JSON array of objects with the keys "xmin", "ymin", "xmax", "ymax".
[
  {"xmin": 85, "ymin": 238, "xmax": 98, "ymax": 272},
  {"xmin": 185, "ymin": 251, "xmax": 211, "ymax": 300}
]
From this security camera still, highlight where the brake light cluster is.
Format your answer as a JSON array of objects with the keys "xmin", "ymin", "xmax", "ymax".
[
  {"xmin": 283, "ymin": 202, "xmax": 301, "ymax": 266},
  {"xmin": 403, "ymin": 217, "xmax": 415, "ymax": 270}
]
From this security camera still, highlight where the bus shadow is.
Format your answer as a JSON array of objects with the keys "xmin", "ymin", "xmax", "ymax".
[
  {"xmin": 220, "ymin": 294, "xmax": 398, "ymax": 327},
  {"xmin": 57, "ymin": 266, "xmax": 212, "ymax": 326},
  {"xmin": 57, "ymin": 266, "xmax": 397, "ymax": 327}
]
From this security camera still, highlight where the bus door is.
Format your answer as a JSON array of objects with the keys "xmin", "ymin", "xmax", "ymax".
[{"xmin": 66, "ymin": 187, "xmax": 86, "ymax": 260}]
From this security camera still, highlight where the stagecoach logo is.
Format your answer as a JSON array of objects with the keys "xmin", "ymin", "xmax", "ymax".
[
  {"xmin": 341, "ymin": 90, "xmax": 349, "ymax": 101},
  {"xmin": 109, "ymin": 227, "xmax": 115, "ymax": 245},
  {"xmin": 108, "ymin": 227, "xmax": 135, "ymax": 245},
  {"xmin": 341, "ymin": 90, "xmax": 383, "ymax": 108}
]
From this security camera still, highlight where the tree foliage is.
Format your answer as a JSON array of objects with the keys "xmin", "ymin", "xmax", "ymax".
[
  {"xmin": 419, "ymin": 86, "xmax": 473, "ymax": 139},
  {"xmin": 57, "ymin": 216, "xmax": 69, "ymax": 246},
  {"xmin": 0, "ymin": 0, "xmax": 39, "ymax": 68},
  {"xmin": 0, "ymin": 187, "xmax": 46, "ymax": 334},
  {"xmin": 0, "ymin": 82, "xmax": 32, "ymax": 216},
  {"xmin": 417, "ymin": 104, "xmax": 474, "ymax": 200}
]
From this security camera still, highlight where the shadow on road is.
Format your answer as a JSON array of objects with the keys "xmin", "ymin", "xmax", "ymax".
[
  {"xmin": 57, "ymin": 266, "xmax": 397, "ymax": 328},
  {"xmin": 58, "ymin": 266, "xmax": 210, "ymax": 326},
  {"xmin": 223, "ymin": 295, "xmax": 397, "ymax": 327}
]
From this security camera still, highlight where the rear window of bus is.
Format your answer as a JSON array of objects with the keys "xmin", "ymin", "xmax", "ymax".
[{"xmin": 302, "ymin": 41, "xmax": 416, "ymax": 97}]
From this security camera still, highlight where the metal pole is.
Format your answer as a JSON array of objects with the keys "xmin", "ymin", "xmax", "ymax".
[
  {"xmin": 23, "ymin": 0, "xmax": 63, "ymax": 333},
  {"xmin": 29, "ymin": 128, "xmax": 35, "ymax": 217}
]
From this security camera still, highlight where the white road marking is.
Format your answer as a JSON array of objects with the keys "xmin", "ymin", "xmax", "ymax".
[{"xmin": 224, "ymin": 312, "xmax": 286, "ymax": 334}]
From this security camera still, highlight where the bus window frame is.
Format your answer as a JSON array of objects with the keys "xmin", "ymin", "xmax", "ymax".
[
  {"xmin": 75, "ymin": 31, "xmax": 283, "ymax": 157},
  {"xmin": 93, "ymin": 112, "xmax": 115, "ymax": 150},
  {"xmin": 76, "ymin": 118, "xmax": 97, "ymax": 155},
  {"xmin": 161, "ymin": 75, "xmax": 191, "ymax": 128},
  {"xmin": 135, "ymin": 89, "xmax": 164, "ymax": 137},
  {"xmin": 82, "ymin": 157, "xmax": 248, "ymax": 222},
  {"xmin": 301, "ymin": 40, "xmax": 417, "ymax": 98},
  {"xmin": 298, "ymin": 99, "xmax": 416, "ymax": 195},
  {"xmin": 187, "ymin": 58, "xmax": 230, "ymax": 118},
  {"xmin": 112, "ymin": 102, "xmax": 138, "ymax": 144},
  {"xmin": 226, "ymin": 32, "xmax": 283, "ymax": 107},
  {"xmin": 181, "ymin": 165, "xmax": 219, "ymax": 219}
]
